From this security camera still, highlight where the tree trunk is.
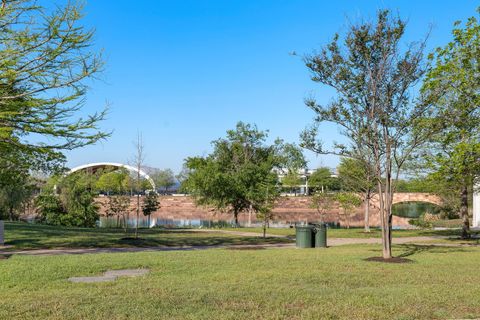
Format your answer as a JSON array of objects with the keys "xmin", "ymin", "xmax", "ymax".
[
  {"xmin": 148, "ymin": 214, "xmax": 151, "ymax": 228},
  {"xmin": 135, "ymin": 194, "xmax": 140, "ymax": 238},
  {"xmin": 460, "ymin": 184, "xmax": 470, "ymax": 239},
  {"xmin": 378, "ymin": 182, "xmax": 393, "ymax": 259},
  {"xmin": 263, "ymin": 215, "xmax": 267, "ymax": 238},
  {"xmin": 381, "ymin": 137, "xmax": 393, "ymax": 259},
  {"xmin": 234, "ymin": 211, "xmax": 239, "ymax": 227},
  {"xmin": 248, "ymin": 205, "xmax": 252, "ymax": 227},
  {"xmin": 9, "ymin": 206, "xmax": 14, "ymax": 221},
  {"xmin": 364, "ymin": 196, "xmax": 370, "ymax": 233}
]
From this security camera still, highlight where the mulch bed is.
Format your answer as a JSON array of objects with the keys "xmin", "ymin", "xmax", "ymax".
[{"xmin": 365, "ymin": 256, "xmax": 413, "ymax": 264}]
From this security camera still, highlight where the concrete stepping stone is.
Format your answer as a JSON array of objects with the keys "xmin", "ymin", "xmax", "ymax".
[
  {"xmin": 68, "ymin": 268, "xmax": 150, "ymax": 283},
  {"xmin": 104, "ymin": 269, "xmax": 150, "ymax": 277},
  {"xmin": 68, "ymin": 275, "xmax": 117, "ymax": 283}
]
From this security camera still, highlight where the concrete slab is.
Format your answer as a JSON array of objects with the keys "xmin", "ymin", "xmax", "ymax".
[
  {"xmin": 69, "ymin": 268, "xmax": 150, "ymax": 283},
  {"xmin": 104, "ymin": 269, "xmax": 150, "ymax": 277},
  {"xmin": 68, "ymin": 275, "xmax": 117, "ymax": 283}
]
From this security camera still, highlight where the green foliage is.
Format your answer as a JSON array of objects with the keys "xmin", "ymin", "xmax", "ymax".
[
  {"xmin": 36, "ymin": 172, "xmax": 99, "ymax": 227},
  {"xmin": 308, "ymin": 167, "xmax": 340, "ymax": 192},
  {"xmin": 337, "ymin": 158, "xmax": 375, "ymax": 193},
  {"xmin": 96, "ymin": 169, "xmax": 131, "ymax": 194},
  {"xmin": 175, "ymin": 165, "xmax": 191, "ymax": 190},
  {"xmin": 183, "ymin": 122, "xmax": 301, "ymax": 224},
  {"xmin": 310, "ymin": 191, "xmax": 335, "ymax": 222},
  {"xmin": 0, "ymin": 168, "xmax": 36, "ymax": 220},
  {"xmin": 0, "ymin": 0, "xmax": 107, "ymax": 170},
  {"xmin": 395, "ymin": 178, "xmax": 438, "ymax": 193},
  {"xmin": 300, "ymin": 10, "xmax": 433, "ymax": 257},
  {"xmin": 335, "ymin": 192, "xmax": 362, "ymax": 228},
  {"xmin": 142, "ymin": 192, "xmax": 160, "ymax": 217},
  {"xmin": 151, "ymin": 169, "xmax": 176, "ymax": 192},
  {"xmin": 408, "ymin": 212, "xmax": 440, "ymax": 229},
  {"xmin": 281, "ymin": 171, "xmax": 302, "ymax": 193},
  {"xmin": 421, "ymin": 8, "xmax": 480, "ymax": 238}
]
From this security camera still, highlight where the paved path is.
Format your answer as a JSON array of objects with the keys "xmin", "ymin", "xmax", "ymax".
[{"xmin": 1, "ymin": 235, "xmax": 467, "ymax": 257}]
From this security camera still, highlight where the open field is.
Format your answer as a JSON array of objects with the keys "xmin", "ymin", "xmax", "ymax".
[
  {"xmin": 2, "ymin": 222, "xmax": 291, "ymax": 250},
  {"xmin": 1, "ymin": 244, "xmax": 480, "ymax": 319}
]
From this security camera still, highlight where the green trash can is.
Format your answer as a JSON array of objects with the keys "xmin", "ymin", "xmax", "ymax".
[
  {"xmin": 314, "ymin": 223, "xmax": 327, "ymax": 248},
  {"xmin": 295, "ymin": 225, "xmax": 314, "ymax": 248}
]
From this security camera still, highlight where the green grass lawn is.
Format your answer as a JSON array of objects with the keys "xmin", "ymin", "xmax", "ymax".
[
  {"xmin": 2, "ymin": 222, "xmax": 291, "ymax": 250},
  {"xmin": 1, "ymin": 244, "xmax": 480, "ymax": 319},
  {"xmin": 218, "ymin": 226, "xmax": 475, "ymax": 238}
]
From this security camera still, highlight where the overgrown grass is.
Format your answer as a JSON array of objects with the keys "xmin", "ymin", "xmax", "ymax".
[
  {"xmin": 1, "ymin": 244, "xmax": 480, "ymax": 319},
  {"xmin": 219, "ymin": 226, "xmax": 474, "ymax": 238},
  {"xmin": 2, "ymin": 222, "xmax": 291, "ymax": 250}
]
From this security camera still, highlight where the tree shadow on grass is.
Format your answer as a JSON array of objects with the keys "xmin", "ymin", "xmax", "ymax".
[
  {"xmin": 3, "ymin": 222, "xmax": 292, "ymax": 250},
  {"xmin": 396, "ymin": 244, "xmax": 473, "ymax": 258},
  {"xmin": 366, "ymin": 244, "xmax": 474, "ymax": 261}
]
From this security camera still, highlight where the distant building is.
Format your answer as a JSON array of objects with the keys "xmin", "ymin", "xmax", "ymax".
[{"xmin": 275, "ymin": 168, "xmax": 337, "ymax": 195}]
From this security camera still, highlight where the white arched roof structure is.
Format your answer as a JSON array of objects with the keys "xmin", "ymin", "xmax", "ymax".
[{"xmin": 68, "ymin": 162, "xmax": 156, "ymax": 190}]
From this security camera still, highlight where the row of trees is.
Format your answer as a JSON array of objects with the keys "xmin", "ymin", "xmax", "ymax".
[{"xmin": 180, "ymin": 122, "xmax": 376, "ymax": 233}]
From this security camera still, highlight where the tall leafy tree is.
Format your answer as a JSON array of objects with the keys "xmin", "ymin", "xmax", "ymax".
[
  {"xmin": 300, "ymin": 11, "xmax": 435, "ymax": 259},
  {"xmin": 421, "ymin": 9, "xmax": 480, "ymax": 239},
  {"xmin": 183, "ymin": 122, "xmax": 302, "ymax": 225},
  {"xmin": 337, "ymin": 157, "xmax": 376, "ymax": 232}
]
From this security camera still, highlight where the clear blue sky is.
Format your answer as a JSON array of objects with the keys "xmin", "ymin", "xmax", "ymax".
[{"xmin": 64, "ymin": 0, "xmax": 479, "ymax": 173}]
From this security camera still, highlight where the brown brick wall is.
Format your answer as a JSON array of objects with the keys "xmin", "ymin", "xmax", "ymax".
[{"xmin": 96, "ymin": 193, "xmax": 442, "ymax": 228}]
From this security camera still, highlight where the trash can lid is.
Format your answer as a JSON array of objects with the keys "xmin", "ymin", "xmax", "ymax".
[{"xmin": 295, "ymin": 225, "xmax": 315, "ymax": 229}]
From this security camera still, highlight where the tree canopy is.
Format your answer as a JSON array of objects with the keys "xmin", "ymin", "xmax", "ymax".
[
  {"xmin": 0, "ymin": 0, "xmax": 107, "ymax": 176},
  {"xmin": 420, "ymin": 9, "xmax": 480, "ymax": 238},
  {"xmin": 182, "ymin": 122, "xmax": 305, "ymax": 225}
]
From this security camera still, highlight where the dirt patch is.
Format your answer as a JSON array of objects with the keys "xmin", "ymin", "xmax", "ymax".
[
  {"xmin": 365, "ymin": 256, "xmax": 413, "ymax": 264},
  {"xmin": 0, "ymin": 254, "xmax": 12, "ymax": 260},
  {"xmin": 227, "ymin": 246, "xmax": 266, "ymax": 250}
]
